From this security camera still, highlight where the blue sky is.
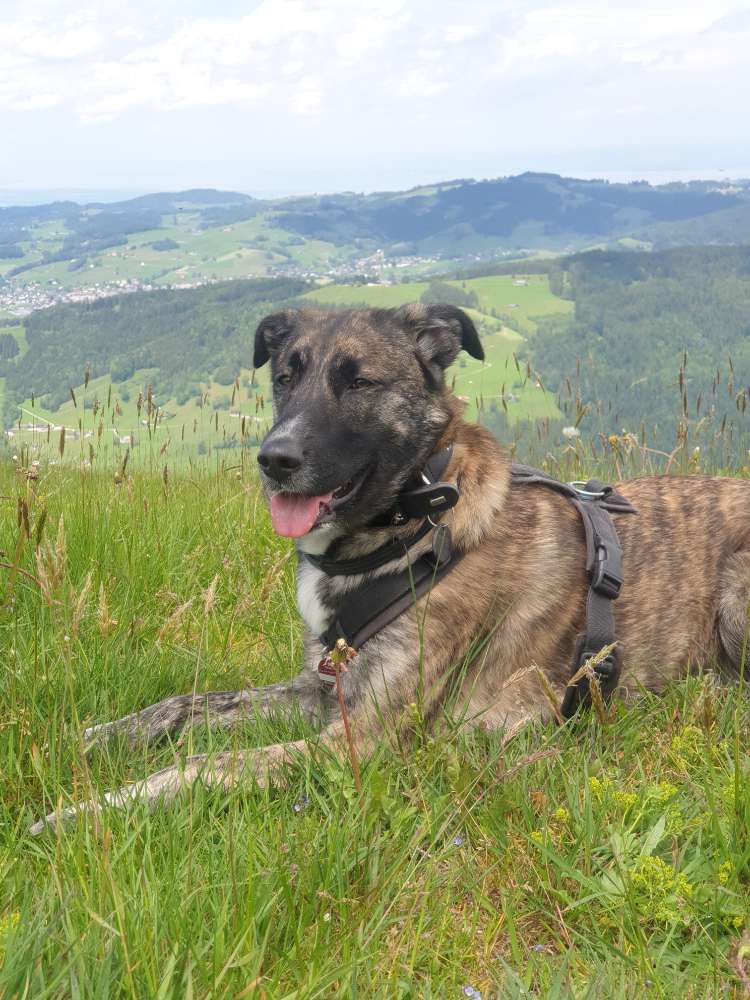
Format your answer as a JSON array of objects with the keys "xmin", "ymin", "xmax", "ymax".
[{"xmin": 1, "ymin": 0, "xmax": 749, "ymax": 197}]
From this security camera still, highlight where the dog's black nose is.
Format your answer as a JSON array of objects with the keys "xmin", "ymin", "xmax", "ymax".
[{"xmin": 257, "ymin": 437, "xmax": 303, "ymax": 482}]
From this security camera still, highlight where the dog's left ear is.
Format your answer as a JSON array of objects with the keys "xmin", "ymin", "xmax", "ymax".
[
  {"xmin": 253, "ymin": 310, "xmax": 299, "ymax": 368},
  {"xmin": 394, "ymin": 303, "xmax": 484, "ymax": 370}
]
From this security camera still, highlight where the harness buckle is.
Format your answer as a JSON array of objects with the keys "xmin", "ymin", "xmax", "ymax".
[
  {"xmin": 591, "ymin": 544, "xmax": 623, "ymax": 599},
  {"xmin": 560, "ymin": 644, "xmax": 621, "ymax": 719}
]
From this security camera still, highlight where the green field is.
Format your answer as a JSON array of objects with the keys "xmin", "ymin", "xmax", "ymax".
[
  {"xmin": 305, "ymin": 280, "xmax": 431, "ymax": 307},
  {"xmin": 0, "ymin": 323, "xmax": 29, "ymax": 358},
  {"xmin": 304, "ymin": 273, "xmax": 573, "ymax": 334},
  {"xmin": 2, "ymin": 443, "xmax": 750, "ymax": 996},
  {"xmin": 12, "ymin": 367, "xmax": 275, "ymax": 467},
  {"xmin": 5, "ymin": 209, "xmax": 345, "ymax": 291},
  {"xmin": 462, "ymin": 275, "xmax": 574, "ymax": 333}
]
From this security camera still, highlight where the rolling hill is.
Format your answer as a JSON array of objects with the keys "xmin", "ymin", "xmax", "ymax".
[{"xmin": 3, "ymin": 174, "xmax": 750, "ymax": 298}]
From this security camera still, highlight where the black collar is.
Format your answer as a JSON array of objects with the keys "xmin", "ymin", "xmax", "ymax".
[
  {"xmin": 303, "ymin": 446, "xmax": 458, "ymax": 578},
  {"xmin": 380, "ymin": 446, "xmax": 458, "ymax": 526}
]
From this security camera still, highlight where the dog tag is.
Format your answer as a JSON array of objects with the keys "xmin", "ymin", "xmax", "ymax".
[
  {"xmin": 431, "ymin": 523, "xmax": 452, "ymax": 566},
  {"xmin": 317, "ymin": 654, "xmax": 338, "ymax": 687}
]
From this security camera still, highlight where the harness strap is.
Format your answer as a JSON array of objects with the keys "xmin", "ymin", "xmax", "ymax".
[
  {"xmin": 510, "ymin": 465, "xmax": 637, "ymax": 717},
  {"xmin": 319, "ymin": 539, "xmax": 463, "ymax": 651},
  {"xmin": 311, "ymin": 459, "xmax": 636, "ymax": 721}
]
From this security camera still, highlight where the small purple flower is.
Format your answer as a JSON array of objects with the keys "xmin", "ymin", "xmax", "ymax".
[
  {"xmin": 293, "ymin": 794, "xmax": 310, "ymax": 813},
  {"xmin": 452, "ymin": 835, "xmax": 464, "ymax": 847},
  {"xmin": 461, "ymin": 987, "xmax": 481, "ymax": 999},
  {"xmin": 532, "ymin": 943, "xmax": 546, "ymax": 953}
]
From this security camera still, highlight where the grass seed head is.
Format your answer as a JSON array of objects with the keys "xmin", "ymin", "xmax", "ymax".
[
  {"xmin": 71, "ymin": 571, "xmax": 93, "ymax": 638},
  {"xmin": 203, "ymin": 574, "xmax": 219, "ymax": 617},
  {"xmin": 97, "ymin": 583, "xmax": 118, "ymax": 636}
]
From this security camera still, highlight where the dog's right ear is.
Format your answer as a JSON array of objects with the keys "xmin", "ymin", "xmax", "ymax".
[{"xmin": 253, "ymin": 310, "xmax": 298, "ymax": 368}]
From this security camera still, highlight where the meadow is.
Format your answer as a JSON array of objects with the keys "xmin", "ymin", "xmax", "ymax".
[
  {"xmin": 2, "ymin": 410, "xmax": 750, "ymax": 998},
  {"xmin": 4, "ymin": 210, "xmax": 342, "ymax": 291}
]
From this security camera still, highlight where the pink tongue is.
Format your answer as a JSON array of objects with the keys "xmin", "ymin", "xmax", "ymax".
[{"xmin": 270, "ymin": 492, "xmax": 334, "ymax": 538}]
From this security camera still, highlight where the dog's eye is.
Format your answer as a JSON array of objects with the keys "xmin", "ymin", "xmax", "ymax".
[
  {"xmin": 350, "ymin": 377, "xmax": 375, "ymax": 390},
  {"xmin": 275, "ymin": 373, "xmax": 292, "ymax": 386}
]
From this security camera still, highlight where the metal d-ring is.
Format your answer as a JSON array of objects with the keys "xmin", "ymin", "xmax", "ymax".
[{"xmin": 568, "ymin": 480, "xmax": 606, "ymax": 499}]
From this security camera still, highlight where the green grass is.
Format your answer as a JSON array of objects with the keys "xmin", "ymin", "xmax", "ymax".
[
  {"xmin": 304, "ymin": 274, "xmax": 573, "ymax": 336},
  {"xmin": 8, "ymin": 211, "xmax": 345, "ymax": 290},
  {"xmin": 304, "ymin": 280, "xmax": 431, "ymax": 308},
  {"xmin": 1, "ymin": 437, "xmax": 750, "ymax": 996},
  {"xmin": 13, "ymin": 366, "xmax": 274, "ymax": 463}
]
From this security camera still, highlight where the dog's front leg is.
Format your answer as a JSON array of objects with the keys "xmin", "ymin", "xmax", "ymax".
[
  {"xmin": 31, "ymin": 611, "xmax": 455, "ymax": 835},
  {"xmin": 84, "ymin": 671, "xmax": 326, "ymax": 748},
  {"xmin": 30, "ymin": 664, "xmax": 387, "ymax": 836},
  {"xmin": 29, "ymin": 740, "xmax": 309, "ymax": 835}
]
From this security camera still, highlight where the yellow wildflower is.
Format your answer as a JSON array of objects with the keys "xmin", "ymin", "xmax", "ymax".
[
  {"xmin": 614, "ymin": 791, "xmax": 638, "ymax": 811},
  {"xmin": 718, "ymin": 861, "xmax": 733, "ymax": 886}
]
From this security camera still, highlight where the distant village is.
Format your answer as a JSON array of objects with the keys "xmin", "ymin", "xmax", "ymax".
[
  {"xmin": 270, "ymin": 245, "xmax": 523, "ymax": 284},
  {"xmin": 0, "ymin": 243, "xmax": 525, "ymax": 316},
  {"xmin": 0, "ymin": 276, "xmax": 208, "ymax": 317}
]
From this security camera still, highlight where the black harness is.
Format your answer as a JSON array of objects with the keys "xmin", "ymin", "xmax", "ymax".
[{"xmin": 307, "ymin": 450, "xmax": 637, "ymax": 719}]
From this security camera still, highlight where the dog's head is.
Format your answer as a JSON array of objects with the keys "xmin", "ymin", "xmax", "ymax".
[{"xmin": 253, "ymin": 304, "xmax": 483, "ymax": 539}]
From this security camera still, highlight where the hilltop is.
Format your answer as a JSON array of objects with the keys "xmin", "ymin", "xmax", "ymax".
[{"xmin": 3, "ymin": 174, "xmax": 750, "ymax": 308}]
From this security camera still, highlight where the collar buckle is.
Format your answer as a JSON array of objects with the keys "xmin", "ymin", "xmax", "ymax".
[{"xmin": 395, "ymin": 482, "xmax": 460, "ymax": 521}]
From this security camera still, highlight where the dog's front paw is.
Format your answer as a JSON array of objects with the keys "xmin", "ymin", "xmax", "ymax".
[
  {"xmin": 29, "ymin": 799, "xmax": 101, "ymax": 836},
  {"xmin": 28, "ymin": 770, "xmax": 173, "ymax": 836},
  {"xmin": 28, "ymin": 743, "xmax": 304, "ymax": 835}
]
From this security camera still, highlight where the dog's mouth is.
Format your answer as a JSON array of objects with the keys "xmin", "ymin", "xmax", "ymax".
[{"xmin": 269, "ymin": 469, "xmax": 369, "ymax": 538}]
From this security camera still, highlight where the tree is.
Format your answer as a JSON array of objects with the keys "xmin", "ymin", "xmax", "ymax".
[
  {"xmin": 0, "ymin": 333, "xmax": 19, "ymax": 359},
  {"xmin": 213, "ymin": 366, "xmax": 235, "ymax": 386},
  {"xmin": 420, "ymin": 280, "xmax": 479, "ymax": 308}
]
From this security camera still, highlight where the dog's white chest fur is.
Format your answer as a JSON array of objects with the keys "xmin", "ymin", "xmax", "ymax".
[{"xmin": 296, "ymin": 559, "xmax": 330, "ymax": 636}]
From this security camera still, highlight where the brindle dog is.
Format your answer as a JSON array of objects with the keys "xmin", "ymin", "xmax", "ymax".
[{"xmin": 31, "ymin": 304, "xmax": 750, "ymax": 833}]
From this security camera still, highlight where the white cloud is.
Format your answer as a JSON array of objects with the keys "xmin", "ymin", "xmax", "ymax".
[
  {"xmin": 0, "ymin": 0, "xmax": 748, "ymax": 189},
  {"xmin": 16, "ymin": 93, "xmax": 61, "ymax": 110},
  {"xmin": 0, "ymin": 0, "xmax": 731, "ymax": 122}
]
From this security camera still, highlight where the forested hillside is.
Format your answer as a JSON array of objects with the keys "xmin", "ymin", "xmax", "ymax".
[
  {"xmin": 5, "ymin": 245, "xmax": 750, "ymax": 458},
  {"xmin": 534, "ymin": 247, "xmax": 750, "ymax": 447},
  {"xmin": 275, "ymin": 173, "xmax": 744, "ymax": 250},
  {"xmin": 1, "ymin": 277, "xmax": 306, "ymax": 421}
]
